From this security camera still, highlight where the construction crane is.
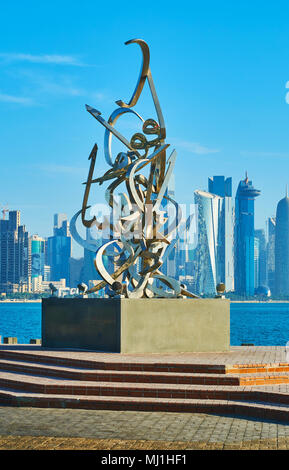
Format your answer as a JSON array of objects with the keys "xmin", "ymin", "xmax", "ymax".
[{"xmin": 0, "ymin": 205, "xmax": 9, "ymax": 220}]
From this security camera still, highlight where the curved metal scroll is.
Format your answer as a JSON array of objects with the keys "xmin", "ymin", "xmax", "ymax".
[{"xmin": 70, "ymin": 39, "xmax": 198, "ymax": 299}]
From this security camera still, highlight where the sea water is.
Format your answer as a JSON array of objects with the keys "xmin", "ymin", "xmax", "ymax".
[
  {"xmin": 0, "ymin": 303, "xmax": 41, "ymax": 344},
  {"xmin": 0, "ymin": 301, "xmax": 289, "ymax": 346}
]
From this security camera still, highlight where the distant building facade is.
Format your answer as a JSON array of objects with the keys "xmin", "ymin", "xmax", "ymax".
[
  {"xmin": 208, "ymin": 176, "xmax": 234, "ymax": 291},
  {"xmin": 254, "ymin": 236, "xmax": 259, "ymax": 289},
  {"xmin": 234, "ymin": 173, "xmax": 261, "ymax": 296},
  {"xmin": 47, "ymin": 214, "xmax": 72, "ymax": 285},
  {"xmin": 254, "ymin": 229, "xmax": 267, "ymax": 289},
  {"xmin": 267, "ymin": 217, "xmax": 276, "ymax": 294},
  {"xmin": 83, "ymin": 227, "xmax": 103, "ymax": 285},
  {"xmin": 30, "ymin": 234, "xmax": 46, "ymax": 279},
  {"xmin": 161, "ymin": 174, "xmax": 179, "ymax": 279},
  {"xmin": 275, "ymin": 193, "xmax": 289, "ymax": 297},
  {"xmin": 0, "ymin": 211, "xmax": 30, "ymax": 293},
  {"xmin": 193, "ymin": 190, "xmax": 223, "ymax": 295},
  {"xmin": 70, "ymin": 257, "xmax": 84, "ymax": 288}
]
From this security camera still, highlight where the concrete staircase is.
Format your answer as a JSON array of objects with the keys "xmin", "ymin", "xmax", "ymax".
[{"xmin": 0, "ymin": 348, "xmax": 289, "ymax": 422}]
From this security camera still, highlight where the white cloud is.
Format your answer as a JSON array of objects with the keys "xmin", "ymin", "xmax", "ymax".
[
  {"xmin": 0, "ymin": 53, "xmax": 84, "ymax": 66},
  {"xmin": 171, "ymin": 138, "xmax": 220, "ymax": 155},
  {"xmin": 0, "ymin": 92, "xmax": 33, "ymax": 105},
  {"xmin": 34, "ymin": 79, "xmax": 85, "ymax": 97},
  {"xmin": 90, "ymin": 91, "xmax": 113, "ymax": 103}
]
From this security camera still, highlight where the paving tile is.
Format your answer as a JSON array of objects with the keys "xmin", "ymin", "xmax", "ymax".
[{"xmin": 1, "ymin": 345, "xmax": 289, "ymax": 424}]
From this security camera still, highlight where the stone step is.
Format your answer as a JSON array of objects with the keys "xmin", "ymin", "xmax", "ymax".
[
  {"xmin": 0, "ymin": 349, "xmax": 227, "ymax": 374},
  {"xmin": 0, "ymin": 359, "xmax": 240, "ymax": 385},
  {"xmin": 0, "ymin": 358, "xmax": 288, "ymax": 387},
  {"xmin": 1, "ymin": 348, "xmax": 289, "ymax": 376},
  {"xmin": 0, "ymin": 387, "xmax": 289, "ymax": 422},
  {"xmin": 238, "ymin": 373, "xmax": 289, "ymax": 386},
  {"xmin": 0, "ymin": 371, "xmax": 288, "ymax": 405},
  {"xmin": 227, "ymin": 363, "xmax": 289, "ymax": 374}
]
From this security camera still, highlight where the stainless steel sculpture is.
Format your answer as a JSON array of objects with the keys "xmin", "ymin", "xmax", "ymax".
[{"xmin": 71, "ymin": 39, "xmax": 198, "ymax": 299}]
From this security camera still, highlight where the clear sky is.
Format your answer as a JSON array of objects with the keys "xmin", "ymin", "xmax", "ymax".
[{"xmin": 1, "ymin": 0, "xmax": 289, "ymax": 258}]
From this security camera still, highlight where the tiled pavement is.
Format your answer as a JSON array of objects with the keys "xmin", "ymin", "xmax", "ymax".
[
  {"xmin": 0, "ymin": 344, "xmax": 287, "ymax": 365},
  {"xmin": 1, "ymin": 345, "xmax": 289, "ymax": 449},
  {"xmin": 0, "ymin": 407, "xmax": 289, "ymax": 450}
]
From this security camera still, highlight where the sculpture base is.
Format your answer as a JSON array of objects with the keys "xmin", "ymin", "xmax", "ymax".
[{"xmin": 42, "ymin": 298, "xmax": 230, "ymax": 353}]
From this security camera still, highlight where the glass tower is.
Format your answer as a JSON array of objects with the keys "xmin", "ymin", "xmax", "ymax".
[
  {"xmin": 0, "ymin": 211, "xmax": 30, "ymax": 292},
  {"xmin": 254, "ymin": 229, "xmax": 267, "ymax": 289},
  {"xmin": 193, "ymin": 190, "xmax": 223, "ymax": 295},
  {"xmin": 162, "ymin": 174, "xmax": 178, "ymax": 279},
  {"xmin": 208, "ymin": 176, "xmax": 234, "ymax": 291},
  {"xmin": 275, "ymin": 192, "xmax": 289, "ymax": 297},
  {"xmin": 47, "ymin": 214, "xmax": 72, "ymax": 284},
  {"xmin": 234, "ymin": 173, "xmax": 260, "ymax": 296},
  {"xmin": 267, "ymin": 217, "xmax": 276, "ymax": 293},
  {"xmin": 30, "ymin": 235, "xmax": 46, "ymax": 279}
]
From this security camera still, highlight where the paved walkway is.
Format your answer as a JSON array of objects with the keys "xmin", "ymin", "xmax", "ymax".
[
  {"xmin": 1, "ymin": 346, "xmax": 289, "ymax": 450},
  {"xmin": 0, "ymin": 344, "xmax": 287, "ymax": 366},
  {"xmin": 0, "ymin": 406, "xmax": 289, "ymax": 450}
]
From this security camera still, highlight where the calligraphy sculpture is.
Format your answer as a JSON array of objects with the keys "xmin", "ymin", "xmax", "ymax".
[{"xmin": 70, "ymin": 39, "xmax": 198, "ymax": 299}]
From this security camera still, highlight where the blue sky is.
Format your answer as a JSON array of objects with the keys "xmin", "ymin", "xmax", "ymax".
[{"xmin": 1, "ymin": 0, "xmax": 289, "ymax": 258}]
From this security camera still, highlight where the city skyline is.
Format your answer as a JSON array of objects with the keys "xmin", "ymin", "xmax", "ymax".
[
  {"xmin": 1, "ymin": 1, "xmax": 289, "ymax": 257},
  {"xmin": 0, "ymin": 174, "xmax": 288, "ymax": 298}
]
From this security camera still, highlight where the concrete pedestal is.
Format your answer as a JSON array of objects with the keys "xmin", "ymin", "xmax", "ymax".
[{"xmin": 42, "ymin": 297, "xmax": 230, "ymax": 353}]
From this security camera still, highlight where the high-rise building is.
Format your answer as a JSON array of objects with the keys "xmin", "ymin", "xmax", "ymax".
[
  {"xmin": 30, "ymin": 234, "xmax": 46, "ymax": 279},
  {"xmin": 43, "ymin": 265, "xmax": 51, "ymax": 282},
  {"xmin": 208, "ymin": 175, "xmax": 232, "ymax": 198},
  {"xmin": 208, "ymin": 176, "xmax": 234, "ymax": 291},
  {"xmin": 193, "ymin": 190, "xmax": 223, "ymax": 295},
  {"xmin": 254, "ymin": 236, "xmax": 260, "ymax": 289},
  {"xmin": 234, "ymin": 173, "xmax": 261, "ymax": 296},
  {"xmin": 54, "ymin": 214, "xmax": 69, "ymax": 234},
  {"xmin": 275, "ymin": 192, "xmax": 289, "ymax": 297},
  {"xmin": 0, "ymin": 210, "xmax": 30, "ymax": 292},
  {"xmin": 254, "ymin": 229, "xmax": 267, "ymax": 289},
  {"xmin": 69, "ymin": 257, "xmax": 84, "ymax": 288},
  {"xmin": 83, "ymin": 227, "xmax": 102, "ymax": 284},
  {"xmin": 267, "ymin": 217, "xmax": 276, "ymax": 293},
  {"xmin": 162, "ymin": 174, "xmax": 178, "ymax": 279},
  {"xmin": 47, "ymin": 213, "xmax": 72, "ymax": 284}
]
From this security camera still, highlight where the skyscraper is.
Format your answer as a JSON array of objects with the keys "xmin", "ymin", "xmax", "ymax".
[
  {"xmin": 254, "ymin": 236, "xmax": 259, "ymax": 289},
  {"xmin": 193, "ymin": 190, "xmax": 223, "ymax": 295},
  {"xmin": 208, "ymin": 176, "xmax": 234, "ymax": 291},
  {"xmin": 267, "ymin": 217, "xmax": 276, "ymax": 293},
  {"xmin": 275, "ymin": 191, "xmax": 289, "ymax": 297},
  {"xmin": 254, "ymin": 229, "xmax": 267, "ymax": 289},
  {"xmin": 30, "ymin": 234, "xmax": 46, "ymax": 279},
  {"xmin": 0, "ymin": 211, "xmax": 30, "ymax": 292},
  {"xmin": 234, "ymin": 173, "xmax": 261, "ymax": 296},
  {"xmin": 54, "ymin": 214, "xmax": 68, "ymax": 233},
  {"xmin": 208, "ymin": 175, "xmax": 232, "ymax": 198},
  {"xmin": 47, "ymin": 214, "xmax": 72, "ymax": 284},
  {"xmin": 162, "ymin": 174, "xmax": 178, "ymax": 279},
  {"xmin": 83, "ymin": 227, "xmax": 102, "ymax": 284}
]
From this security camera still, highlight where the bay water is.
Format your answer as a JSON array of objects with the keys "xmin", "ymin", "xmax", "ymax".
[{"xmin": 0, "ymin": 301, "xmax": 289, "ymax": 346}]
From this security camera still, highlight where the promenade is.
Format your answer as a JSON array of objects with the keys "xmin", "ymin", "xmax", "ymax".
[
  {"xmin": 1, "ymin": 407, "xmax": 289, "ymax": 450},
  {"xmin": 0, "ymin": 345, "xmax": 288, "ymax": 450}
]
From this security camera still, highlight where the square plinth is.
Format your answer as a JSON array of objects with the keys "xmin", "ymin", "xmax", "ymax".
[{"xmin": 42, "ymin": 297, "xmax": 230, "ymax": 353}]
